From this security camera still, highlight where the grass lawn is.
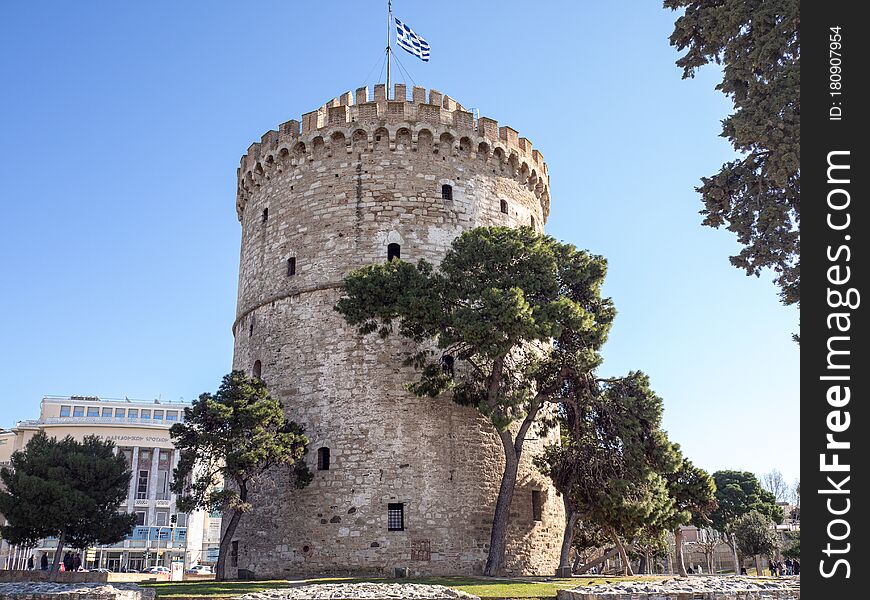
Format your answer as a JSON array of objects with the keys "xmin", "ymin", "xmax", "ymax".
[{"xmin": 142, "ymin": 575, "xmax": 669, "ymax": 600}]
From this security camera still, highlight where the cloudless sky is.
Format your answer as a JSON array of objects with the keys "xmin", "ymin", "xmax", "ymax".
[{"xmin": 0, "ymin": 1, "xmax": 799, "ymax": 485}]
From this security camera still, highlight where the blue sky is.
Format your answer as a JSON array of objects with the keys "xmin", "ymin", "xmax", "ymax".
[{"xmin": 0, "ymin": 1, "xmax": 799, "ymax": 484}]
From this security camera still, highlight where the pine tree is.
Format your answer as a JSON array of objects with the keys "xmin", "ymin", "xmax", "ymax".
[
  {"xmin": 170, "ymin": 371, "xmax": 312, "ymax": 581},
  {"xmin": 0, "ymin": 432, "xmax": 135, "ymax": 579}
]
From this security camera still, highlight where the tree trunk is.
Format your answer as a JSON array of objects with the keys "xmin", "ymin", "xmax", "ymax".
[
  {"xmin": 754, "ymin": 554, "xmax": 762, "ymax": 577},
  {"xmin": 575, "ymin": 547, "xmax": 620, "ymax": 575},
  {"xmin": 216, "ymin": 482, "xmax": 248, "ymax": 581},
  {"xmin": 49, "ymin": 532, "xmax": 65, "ymax": 582},
  {"xmin": 705, "ymin": 548, "xmax": 714, "ymax": 574},
  {"xmin": 608, "ymin": 528, "xmax": 633, "ymax": 576},
  {"xmin": 674, "ymin": 527, "xmax": 688, "ymax": 577},
  {"xmin": 558, "ymin": 499, "xmax": 578, "ymax": 572},
  {"xmin": 483, "ymin": 430, "xmax": 520, "ymax": 576},
  {"xmin": 727, "ymin": 533, "xmax": 740, "ymax": 573}
]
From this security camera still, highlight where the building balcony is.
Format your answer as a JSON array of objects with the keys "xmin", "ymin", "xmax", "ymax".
[
  {"xmin": 156, "ymin": 499, "xmax": 172, "ymax": 508},
  {"xmin": 134, "ymin": 498, "xmax": 150, "ymax": 507}
]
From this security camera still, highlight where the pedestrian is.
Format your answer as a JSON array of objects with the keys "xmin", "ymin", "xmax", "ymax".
[
  {"xmin": 41, "ymin": 553, "xmax": 49, "ymax": 571},
  {"xmin": 740, "ymin": 567, "xmax": 747, "ymax": 575},
  {"xmin": 73, "ymin": 553, "xmax": 82, "ymax": 571},
  {"xmin": 63, "ymin": 552, "xmax": 72, "ymax": 572},
  {"xmin": 27, "ymin": 555, "xmax": 34, "ymax": 570},
  {"xmin": 785, "ymin": 557, "xmax": 793, "ymax": 575},
  {"xmin": 768, "ymin": 558, "xmax": 776, "ymax": 577}
]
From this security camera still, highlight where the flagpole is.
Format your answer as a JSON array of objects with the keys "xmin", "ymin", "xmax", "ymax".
[{"xmin": 386, "ymin": 0, "xmax": 392, "ymax": 98}]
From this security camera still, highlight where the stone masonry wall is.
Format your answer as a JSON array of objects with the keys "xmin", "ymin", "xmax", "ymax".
[{"xmin": 228, "ymin": 85, "xmax": 563, "ymax": 577}]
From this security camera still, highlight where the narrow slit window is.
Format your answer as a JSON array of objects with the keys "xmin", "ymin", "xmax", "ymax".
[
  {"xmin": 253, "ymin": 360, "xmax": 262, "ymax": 379},
  {"xmin": 500, "ymin": 199, "xmax": 508, "ymax": 214},
  {"xmin": 387, "ymin": 243, "xmax": 401, "ymax": 262},
  {"xmin": 441, "ymin": 184, "xmax": 453, "ymax": 200},
  {"xmin": 532, "ymin": 490, "xmax": 544, "ymax": 521},
  {"xmin": 441, "ymin": 355, "xmax": 454, "ymax": 378},
  {"xmin": 317, "ymin": 447, "xmax": 331, "ymax": 471},
  {"xmin": 262, "ymin": 208, "xmax": 268, "ymax": 223},
  {"xmin": 387, "ymin": 503, "xmax": 405, "ymax": 531},
  {"xmin": 287, "ymin": 257, "xmax": 296, "ymax": 276},
  {"xmin": 530, "ymin": 215, "xmax": 536, "ymax": 229}
]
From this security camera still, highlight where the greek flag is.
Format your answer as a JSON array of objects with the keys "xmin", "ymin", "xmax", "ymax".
[{"xmin": 395, "ymin": 17, "xmax": 430, "ymax": 62}]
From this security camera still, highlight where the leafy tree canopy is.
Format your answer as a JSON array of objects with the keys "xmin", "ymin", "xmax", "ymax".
[
  {"xmin": 733, "ymin": 509, "xmax": 779, "ymax": 558},
  {"xmin": 170, "ymin": 371, "xmax": 312, "ymax": 580},
  {"xmin": 664, "ymin": 455, "xmax": 718, "ymax": 531},
  {"xmin": 336, "ymin": 226, "xmax": 615, "ymax": 575},
  {"xmin": 0, "ymin": 432, "xmax": 135, "ymax": 576},
  {"xmin": 710, "ymin": 470, "xmax": 784, "ymax": 532},
  {"xmin": 665, "ymin": 0, "xmax": 800, "ymax": 306},
  {"xmin": 538, "ymin": 372, "xmax": 681, "ymax": 574}
]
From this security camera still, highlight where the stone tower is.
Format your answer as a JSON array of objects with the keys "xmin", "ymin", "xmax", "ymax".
[{"xmin": 230, "ymin": 84, "xmax": 562, "ymax": 577}]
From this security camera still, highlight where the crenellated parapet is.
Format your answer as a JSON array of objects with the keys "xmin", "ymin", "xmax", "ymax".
[{"xmin": 236, "ymin": 84, "xmax": 551, "ymax": 221}]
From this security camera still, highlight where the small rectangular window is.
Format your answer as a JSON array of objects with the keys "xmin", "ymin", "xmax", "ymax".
[
  {"xmin": 141, "ymin": 409, "xmax": 151, "ymax": 420},
  {"xmin": 60, "ymin": 406, "xmax": 71, "ymax": 417},
  {"xmin": 135, "ymin": 511, "xmax": 147, "ymax": 526},
  {"xmin": 128, "ymin": 409, "xmax": 139, "ymax": 419},
  {"xmin": 87, "ymin": 407, "xmax": 100, "ymax": 417},
  {"xmin": 387, "ymin": 243, "xmax": 401, "ymax": 262},
  {"xmin": 166, "ymin": 411, "xmax": 178, "ymax": 421},
  {"xmin": 317, "ymin": 447, "xmax": 330, "ymax": 471},
  {"xmin": 287, "ymin": 257, "xmax": 296, "ymax": 276},
  {"xmin": 101, "ymin": 407, "xmax": 112, "ymax": 417},
  {"xmin": 500, "ymin": 199, "xmax": 508, "ymax": 214},
  {"xmin": 441, "ymin": 184, "xmax": 453, "ymax": 200},
  {"xmin": 159, "ymin": 450, "xmax": 170, "ymax": 462},
  {"xmin": 388, "ymin": 503, "xmax": 405, "ymax": 531},
  {"xmin": 153, "ymin": 410, "xmax": 164, "ymax": 421},
  {"xmin": 115, "ymin": 408, "xmax": 126, "ymax": 419},
  {"xmin": 73, "ymin": 406, "xmax": 84, "ymax": 417},
  {"xmin": 262, "ymin": 208, "xmax": 269, "ymax": 223},
  {"xmin": 156, "ymin": 511, "xmax": 169, "ymax": 526},
  {"xmin": 532, "ymin": 490, "xmax": 544, "ymax": 522}
]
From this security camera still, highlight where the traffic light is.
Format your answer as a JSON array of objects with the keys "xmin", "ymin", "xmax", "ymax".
[{"xmin": 169, "ymin": 514, "xmax": 177, "ymax": 526}]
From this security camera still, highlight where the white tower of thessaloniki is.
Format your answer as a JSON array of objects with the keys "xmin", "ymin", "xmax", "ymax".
[{"xmin": 230, "ymin": 84, "xmax": 562, "ymax": 577}]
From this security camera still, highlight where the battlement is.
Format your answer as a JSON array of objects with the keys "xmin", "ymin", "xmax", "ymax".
[{"xmin": 237, "ymin": 84, "xmax": 551, "ymax": 221}]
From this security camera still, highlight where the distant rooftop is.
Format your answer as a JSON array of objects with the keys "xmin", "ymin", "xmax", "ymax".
[{"xmin": 42, "ymin": 394, "xmax": 190, "ymax": 406}]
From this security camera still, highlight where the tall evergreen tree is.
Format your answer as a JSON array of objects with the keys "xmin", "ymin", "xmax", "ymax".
[
  {"xmin": 170, "ymin": 371, "xmax": 312, "ymax": 581},
  {"xmin": 664, "ymin": 0, "xmax": 800, "ymax": 308},
  {"xmin": 733, "ymin": 510, "xmax": 780, "ymax": 576},
  {"xmin": 710, "ymin": 470, "xmax": 784, "ymax": 572},
  {"xmin": 336, "ymin": 226, "xmax": 615, "ymax": 576},
  {"xmin": 663, "ymin": 456, "xmax": 718, "ymax": 577},
  {"xmin": 0, "ymin": 432, "xmax": 135, "ymax": 579},
  {"xmin": 538, "ymin": 373, "xmax": 680, "ymax": 575}
]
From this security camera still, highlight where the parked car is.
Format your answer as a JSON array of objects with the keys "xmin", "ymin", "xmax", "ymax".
[
  {"xmin": 142, "ymin": 566, "xmax": 171, "ymax": 574},
  {"xmin": 186, "ymin": 565, "xmax": 214, "ymax": 575}
]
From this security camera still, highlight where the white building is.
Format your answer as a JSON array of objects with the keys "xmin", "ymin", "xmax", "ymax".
[{"xmin": 0, "ymin": 395, "xmax": 220, "ymax": 571}]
